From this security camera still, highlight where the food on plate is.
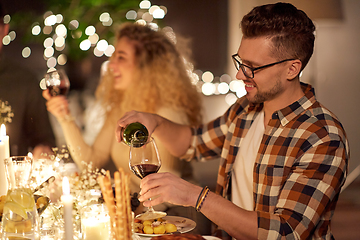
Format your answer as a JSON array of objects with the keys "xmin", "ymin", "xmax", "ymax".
[
  {"xmin": 165, "ymin": 222, "xmax": 178, "ymax": 233},
  {"xmin": 143, "ymin": 220, "xmax": 153, "ymax": 226},
  {"xmin": 144, "ymin": 225, "xmax": 154, "ymax": 234},
  {"xmin": 151, "ymin": 233, "xmax": 205, "ymax": 240},
  {"xmin": 153, "ymin": 224, "xmax": 166, "ymax": 234},
  {"xmin": 134, "ymin": 218, "xmax": 178, "ymax": 234}
]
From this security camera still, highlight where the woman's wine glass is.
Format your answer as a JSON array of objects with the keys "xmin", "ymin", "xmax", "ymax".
[
  {"xmin": 44, "ymin": 69, "xmax": 70, "ymax": 96},
  {"xmin": 129, "ymin": 137, "xmax": 167, "ymax": 221}
]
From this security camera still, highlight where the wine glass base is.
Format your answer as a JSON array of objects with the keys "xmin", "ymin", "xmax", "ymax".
[{"xmin": 135, "ymin": 211, "xmax": 167, "ymax": 221}]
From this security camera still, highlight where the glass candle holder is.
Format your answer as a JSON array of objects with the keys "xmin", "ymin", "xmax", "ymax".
[{"xmin": 80, "ymin": 204, "xmax": 111, "ymax": 240}]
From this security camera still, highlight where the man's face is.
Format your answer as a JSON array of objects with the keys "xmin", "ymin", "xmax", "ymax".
[
  {"xmin": 0, "ymin": 23, "xmax": 9, "ymax": 52},
  {"xmin": 236, "ymin": 37, "xmax": 290, "ymax": 104}
]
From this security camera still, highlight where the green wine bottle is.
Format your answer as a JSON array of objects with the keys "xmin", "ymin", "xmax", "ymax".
[{"xmin": 122, "ymin": 122, "xmax": 149, "ymax": 147}]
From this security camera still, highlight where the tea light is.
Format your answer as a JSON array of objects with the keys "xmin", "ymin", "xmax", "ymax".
[
  {"xmin": 81, "ymin": 204, "xmax": 111, "ymax": 240},
  {"xmin": 0, "ymin": 124, "xmax": 10, "ymax": 195},
  {"xmin": 61, "ymin": 176, "xmax": 73, "ymax": 240}
]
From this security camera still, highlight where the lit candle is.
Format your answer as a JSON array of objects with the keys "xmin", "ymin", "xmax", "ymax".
[
  {"xmin": 0, "ymin": 124, "xmax": 10, "ymax": 195},
  {"xmin": 81, "ymin": 204, "xmax": 111, "ymax": 240},
  {"xmin": 61, "ymin": 176, "xmax": 73, "ymax": 240}
]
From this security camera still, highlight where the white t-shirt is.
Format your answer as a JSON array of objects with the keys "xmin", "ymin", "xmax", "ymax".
[{"xmin": 231, "ymin": 110, "xmax": 265, "ymax": 210}]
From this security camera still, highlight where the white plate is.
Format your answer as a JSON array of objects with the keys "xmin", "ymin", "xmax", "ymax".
[
  {"xmin": 136, "ymin": 216, "xmax": 196, "ymax": 237},
  {"xmin": 203, "ymin": 237, "xmax": 222, "ymax": 240}
]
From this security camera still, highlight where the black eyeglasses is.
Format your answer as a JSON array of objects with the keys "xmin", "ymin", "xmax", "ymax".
[{"xmin": 232, "ymin": 54, "xmax": 296, "ymax": 79}]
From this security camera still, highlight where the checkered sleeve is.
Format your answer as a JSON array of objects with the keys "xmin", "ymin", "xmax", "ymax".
[
  {"xmin": 181, "ymin": 115, "xmax": 229, "ymax": 162},
  {"xmin": 181, "ymin": 97, "xmax": 249, "ymax": 162},
  {"xmin": 257, "ymin": 119, "xmax": 349, "ymax": 239}
]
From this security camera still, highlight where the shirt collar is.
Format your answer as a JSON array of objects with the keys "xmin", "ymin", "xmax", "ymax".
[
  {"xmin": 277, "ymin": 82, "xmax": 316, "ymax": 126},
  {"xmin": 246, "ymin": 82, "xmax": 316, "ymax": 126}
]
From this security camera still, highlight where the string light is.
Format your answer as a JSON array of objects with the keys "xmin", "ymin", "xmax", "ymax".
[
  {"xmin": 99, "ymin": 12, "xmax": 110, "ymax": 22},
  {"xmin": 22, "ymin": 47, "xmax": 31, "ymax": 58},
  {"xmin": 153, "ymin": 8, "xmax": 165, "ymax": 19},
  {"xmin": 8, "ymin": 31, "xmax": 16, "ymax": 41},
  {"xmin": 69, "ymin": 20, "xmax": 79, "ymax": 30},
  {"xmin": 88, "ymin": 34, "xmax": 99, "ymax": 45},
  {"xmin": 44, "ymin": 14, "xmax": 57, "ymax": 26},
  {"xmin": 139, "ymin": 0, "xmax": 151, "ymax": 9},
  {"xmin": 96, "ymin": 39, "xmax": 108, "ymax": 52},
  {"xmin": 32, "ymin": 25, "xmax": 41, "ymax": 35},
  {"xmin": 202, "ymin": 71, "xmax": 214, "ymax": 83},
  {"xmin": 104, "ymin": 45, "xmax": 115, "ymax": 57},
  {"xmin": 2, "ymin": 35, "xmax": 11, "ymax": 45},
  {"xmin": 126, "ymin": 10, "xmax": 137, "ymax": 20},
  {"xmin": 80, "ymin": 39, "xmax": 91, "ymax": 51},
  {"xmin": 8, "ymin": 0, "xmax": 243, "ymax": 101},
  {"xmin": 85, "ymin": 26, "xmax": 96, "ymax": 36},
  {"xmin": 3, "ymin": 15, "xmax": 10, "ymax": 24}
]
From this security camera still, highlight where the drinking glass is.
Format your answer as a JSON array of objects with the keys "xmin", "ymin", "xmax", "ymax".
[
  {"xmin": 129, "ymin": 137, "xmax": 166, "ymax": 221},
  {"xmin": 44, "ymin": 69, "xmax": 70, "ymax": 96}
]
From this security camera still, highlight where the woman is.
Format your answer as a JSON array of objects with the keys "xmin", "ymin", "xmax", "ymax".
[{"xmin": 43, "ymin": 22, "xmax": 202, "ymax": 211}]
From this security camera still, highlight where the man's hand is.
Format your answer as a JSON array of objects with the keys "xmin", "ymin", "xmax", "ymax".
[
  {"xmin": 115, "ymin": 110, "xmax": 160, "ymax": 143},
  {"xmin": 138, "ymin": 172, "xmax": 202, "ymax": 208}
]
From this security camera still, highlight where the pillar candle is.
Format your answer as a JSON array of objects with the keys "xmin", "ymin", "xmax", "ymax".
[
  {"xmin": 0, "ymin": 124, "xmax": 10, "ymax": 195},
  {"xmin": 61, "ymin": 176, "xmax": 73, "ymax": 240}
]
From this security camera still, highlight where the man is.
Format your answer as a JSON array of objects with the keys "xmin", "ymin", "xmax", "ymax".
[
  {"xmin": 116, "ymin": 3, "xmax": 349, "ymax": 239},
  {"xmin": 0, "ymin": 2, "xmax": 55, "ymax": 157}
]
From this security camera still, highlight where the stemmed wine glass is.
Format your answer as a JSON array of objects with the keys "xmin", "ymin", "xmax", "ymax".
[
  {"xmin": 129, "ymin": 137, "xmax": 167, "ymax": 221},
  {"xmin": 44, "ymin": 69, "xmax": 70, "ymax": 96}
]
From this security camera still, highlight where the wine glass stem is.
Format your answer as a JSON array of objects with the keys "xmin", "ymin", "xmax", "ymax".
[{"xmin": 147, "ymin": 198, "xmax": 155, "ymax": 212}]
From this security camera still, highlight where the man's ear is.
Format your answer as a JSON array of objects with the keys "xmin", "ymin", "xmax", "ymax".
[{"xmin": 287, "ymin": 59, "xmax": 302, "ymax": 80}]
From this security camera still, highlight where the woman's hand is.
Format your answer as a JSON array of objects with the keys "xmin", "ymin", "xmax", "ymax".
[
  {"xmin": 115, "ymin": 110, "xmax": 160, "ymax": 142},
  {"xmin": 42, "ymin": 89, "xmax": 70, "ymax": 120},
  {"xmin": 138, "ymin": 172, "xmax": 202, "ymax": 208}
]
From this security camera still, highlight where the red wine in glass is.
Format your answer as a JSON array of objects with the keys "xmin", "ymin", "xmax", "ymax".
[
  {"xmin": 129, "ymin": 137, "xmax": 166, "ymax": 220},
  {"xmin": 44, "ymin": 69, "xmax": 70, "ymax": 96},
  {"xmin": 47, "ymin": 85, "xmax": 69, "ymax": 96},
  {"xmin": 130, "ymin": 163, "xmax": 160, "ymax": 179}
]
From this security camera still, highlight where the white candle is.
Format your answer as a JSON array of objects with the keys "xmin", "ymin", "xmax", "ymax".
[
  {"xmin": 81, "ymin": 204, "xmax": 111, "ymax": 240},
  {"xmin": 0, "ymin": 124, "xmax": 10, "ymax": 195},
  {"xmin": 0, "ymin": 124, "xmax": 9, "ymax": 157},
  {"xmin": 61, "ymin": 176, "xmax": 73, "ymax": 240}
]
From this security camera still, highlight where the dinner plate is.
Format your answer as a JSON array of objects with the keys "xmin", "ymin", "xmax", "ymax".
[{"xmin": 136, "ymin": 216, "xmax": 196, "ymax": 237}]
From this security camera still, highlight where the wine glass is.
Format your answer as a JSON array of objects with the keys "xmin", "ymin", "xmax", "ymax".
[
  {"xmin": 44, "ymin": 69, "xmax": 70, "ymax": 96},
  {"xmin": 129, "ymin": 137, "xmax": 167, "ymax": 221}
]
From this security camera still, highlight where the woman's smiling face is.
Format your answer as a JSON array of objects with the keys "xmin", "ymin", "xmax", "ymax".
[{"xmin": 109, "ymin": 37, "xmax": 137, "ymax": 90}]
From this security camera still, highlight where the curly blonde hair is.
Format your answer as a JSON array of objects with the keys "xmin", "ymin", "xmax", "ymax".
[{"xmin": 96, "ymin": 22, "xmax": 202, "ymax": 125}]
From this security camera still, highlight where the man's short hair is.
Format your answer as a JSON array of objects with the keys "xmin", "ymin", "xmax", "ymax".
[{"xmin": 241, "ymin": 2, "xmax": 315, "ymax": 71}]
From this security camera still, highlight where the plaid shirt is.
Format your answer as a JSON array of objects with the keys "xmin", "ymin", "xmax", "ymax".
[{"xmin": 184, "ymin": 83, "xmax": 349, "ymax": 239}]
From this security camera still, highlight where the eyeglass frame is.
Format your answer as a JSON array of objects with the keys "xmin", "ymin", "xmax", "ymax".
[{"xmin": 231, "ymin": 54, "xmax": 296, "ymax": 79}]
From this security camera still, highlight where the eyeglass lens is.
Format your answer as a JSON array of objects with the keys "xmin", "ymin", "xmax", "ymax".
[{"xmin": 233, "ymin": 57, "xmax": 253, "ymax": 78}]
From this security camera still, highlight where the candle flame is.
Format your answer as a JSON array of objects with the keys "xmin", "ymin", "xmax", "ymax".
[
  {"xmin": 62, "ymin": 176, "xmax": 70, "ymax": 195},
  {"xmin": 0, "ymin": 124, "xmax": 6, "ymax": 137}
]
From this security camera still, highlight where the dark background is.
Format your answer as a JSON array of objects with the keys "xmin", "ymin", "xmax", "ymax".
[{"xmin": 2, "ymin": 0, "xmax": 229, "ymax": 90}]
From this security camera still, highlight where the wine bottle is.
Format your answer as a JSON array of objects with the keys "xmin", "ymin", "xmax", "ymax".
[{"xmin": 122, "ymin": 122, "xmax": 149, "ymax": 147}]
